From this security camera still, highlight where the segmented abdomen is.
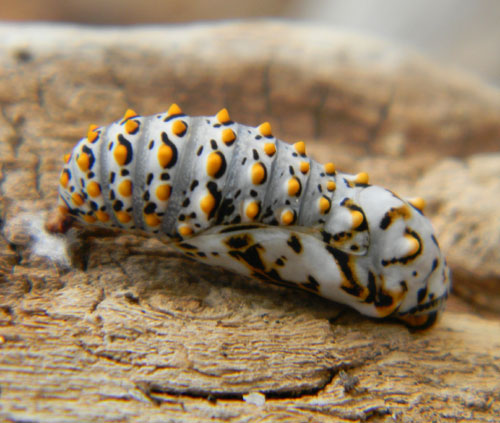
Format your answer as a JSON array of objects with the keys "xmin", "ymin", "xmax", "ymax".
[
  {"xmin": 59, "ymin": 105, "xmax": 367, "ymax": 241},
  {"xmin": 57, "ymin": 104, "xmax": 451, "ymax": 329}
]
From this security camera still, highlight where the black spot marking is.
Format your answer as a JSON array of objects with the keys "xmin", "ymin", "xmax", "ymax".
[
  {"xmin": 380, "ymin": 213, "xmax": 392, "ymax": 230},
  {"xmin": 109, "ymin": 172, "xmax": 116, "ymax": 183},
  {"xmin": 108, "ymin": 142, "xmax": 114, "ymax": 151},
  {"xmin": 364, "ymin": 271, "xmax": 394, "ymax": 308},
  {"xmin": 90, "ymin": 201, "xmax": 98, "ymax": 211},
  {"xmin": 216, "ymin": 198, "xmax": 235, "ymax": 224},
  {"xmin": 147, "ymin": 173, "xmax": 154, "ymax": 185},
  {"xmin": 241, "ymin": 157, "xmax": 247, "ymax": 165},
  {"xmin": 197, "ymin": 252, "xmax": 207, "ymax": 258},
  {"xmin": 82, "ymin": 145, "xmax": 96, "ymax": 170},
  {"xmin": 225, "ymin": 234, "xmax": 251, "ymax": 249},
  {"xmin": 197, "ymin": 145, "xmax": 204, "ymax": 156},
  {"xmin": 400, "ymin": 281, "xmax": 408, "ymax": 292},
  {"xmin": 231, "ymin": 215, "xmax": 242, "ymax": 224},
  {"xmin": 253, "ymin": 149, "xmax": 259, "ymax": 160},
  {"xmin": 143, "ymin": 191, "xmax": 150, "ymax": 201},
  {"xmin": 234, "ymin": 189, "xmax": 241, "ymax": 199},
  {"xmin": 376, "ymin": 289, "xmax": 393, "ymax": 308},
  {"xmin": 289, "ymin": 166, "xmax": 295, "ymax": 176},
  {"xmin": 182, "ymin": 198, "xmax": 190, "ymax": 207},
  {"xmin": 144, "ymin": 203, "xmax": 156, "ymax": 214},
  {"xmin": 87, "ymin": 171, "xmax": 95, "ymax": 179},
  {"xmin": 302, "ymin": 276, "xmax": 320, "ymax": 292},
  {"xmin": 262, "ymin": 207, "xmax": 273, "ymax": 219},
  {"xmin": 161, "ymin": 173, "xmax": 170, "ymax": 181},
  {"xmin": 220, "ymin": 224, "xmax": 262, "ymax": 234},
  {"xmin": 121, "ymin": 169, "xmax": 130, "ymax": 176},
  {"xmin": 417, "ymin": 287, "xmax": 427, "ymax": 303},
  {"xmin": 117, "ymin": 134, "xmax": 133, "ymax": 165},
  {"xmin": 317, "ymin": 184, "xmax": 323, "ymax": 193},
  {"xmin": 163, "ymin": 113, "xmax": 186, "ymax": 122},
  {"xmin": 326, "ymin": 246, "xmax": 364, "ymax": 298},
  {"xmin": 229, "ymin": 244, "xmax": 265, "ymax": 271},
  {"xmin": 148, "ymin": 140, "xmax": 155, "ymax": 150},
  {"xmin": 206, "ymin": 181, "xmax": 222, "ymax": 220},
  {"xmin": 190, "ymin": 180, "xmax": 199, "ymax": 191},
  {"xmin": 431, "ymin": 258, "xmax": 439, "ymax": 272},
  {"xmin": 275, "ymin": 258, "xmax": 285, "ymax": 266},
  {"xmin": 287, "ymin": 235, "xmax": 302, "ymax": 253},
  {"xmin": 250, "ymin": 190, "xmax": 258, "ymax": 197},
  {"xmin": 212, "ymin": 151, "xmax": 227, "ymax": 179},
  {"xmin": 160, "ymin": 132, "xmax": 178, "ymax": 168},
  {"xmin": 210, "ymin": 139, "xmax": 218, "ymax": 150},
  {"xmin": 113, "ymin": 200, "xmax": 124, "ymax": 211},
  {"xmin": 109, "ymin": 190, "xmax": 115, "ymax": 200}
]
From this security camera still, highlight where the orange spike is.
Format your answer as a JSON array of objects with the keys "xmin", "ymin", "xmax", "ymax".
[
  {"xmin": 216, "ymin": 108, "xmax": 231, "ymax": 124},
  {"xmin": 293, "ymin": 141, "xmax": 306, "ymax": 156},
  {"xmin": 324, "ymin": 162, "xmax": 336, "ymax": 175},
  {"xmin": 318, "ymin": 197, "xmax": 331, "ymax": 214},
  {"xmin": 124, "ymin": 119, "xmax": 139, "ymax": 134},
  {"xmin": 408, "ymin": 197, "xmax": 426, "ymax": 212},
  {"xmin": 172, "ymin": 120, "xmax": 187, "ymax": 136},
  {"xmin": 245, "ymin": 201, "xmax": 260, "ymax": 220},
  {"xmin": 167, "ymin": 103, "xmax": 183, "ymax": 117},
  {"xmin": 178, "ymin": 224, "xmax": 193, "ymax": 236},
  {"xmin": 350, "ymin": 210, "xmax": 364, "ymax": 229},
  {"xmin": 258, "ymin": 122, "xmax": 272, "ymax": 137},
  {"xmin": 122, "ymin": 109, "xmax": 138, "ymax": 121},
  {"xmin": 355, "ymin": 172, "xmax": 369, "ymax": 184},
  {"xmin": 281, "ymin": 209, "xmax": 294, "ymax": 225}
]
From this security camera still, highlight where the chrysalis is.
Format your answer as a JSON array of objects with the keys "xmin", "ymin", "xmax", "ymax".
[{"xmin": 53, "ymin": 104, "xmax": 450, "ymax": 329}]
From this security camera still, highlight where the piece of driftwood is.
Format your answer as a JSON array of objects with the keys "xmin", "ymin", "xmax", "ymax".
[{"xmin": 0, "ymin": 22, "xmax": 499, "ymax": 422}]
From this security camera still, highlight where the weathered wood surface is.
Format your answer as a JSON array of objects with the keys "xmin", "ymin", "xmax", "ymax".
[{"xmin": 0, "ymin": 22, "xmax": 499, "ymax": 422}]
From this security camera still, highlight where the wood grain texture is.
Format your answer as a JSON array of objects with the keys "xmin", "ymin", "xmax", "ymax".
[{"xmin": 0, "ymin": 22, "xmax": 499, "ymax": 422}]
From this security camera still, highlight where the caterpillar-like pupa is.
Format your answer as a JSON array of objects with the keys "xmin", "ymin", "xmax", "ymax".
[{"xmin": 53, "ymin": 104, "xmax": 451, "ymax": 329}]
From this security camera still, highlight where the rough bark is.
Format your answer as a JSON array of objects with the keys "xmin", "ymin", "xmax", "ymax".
[{"xmin": 0, "ymin": 22, "xmax": 499, "ymax": 422}]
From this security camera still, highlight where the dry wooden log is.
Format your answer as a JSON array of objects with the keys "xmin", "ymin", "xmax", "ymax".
[{"xmin": 0, "ymin": 22, "xmax": 499, "ymax": 422}]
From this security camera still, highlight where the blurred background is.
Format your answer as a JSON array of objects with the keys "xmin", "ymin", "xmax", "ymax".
[{"xmin": 1, "ymin": 0, "xmax": 499, "ymax": 86}]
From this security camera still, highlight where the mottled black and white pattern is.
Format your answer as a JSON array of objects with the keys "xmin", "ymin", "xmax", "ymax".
[{"xmin": 57, "ymin": 104, "xmax": 451, "ymax": 328}]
